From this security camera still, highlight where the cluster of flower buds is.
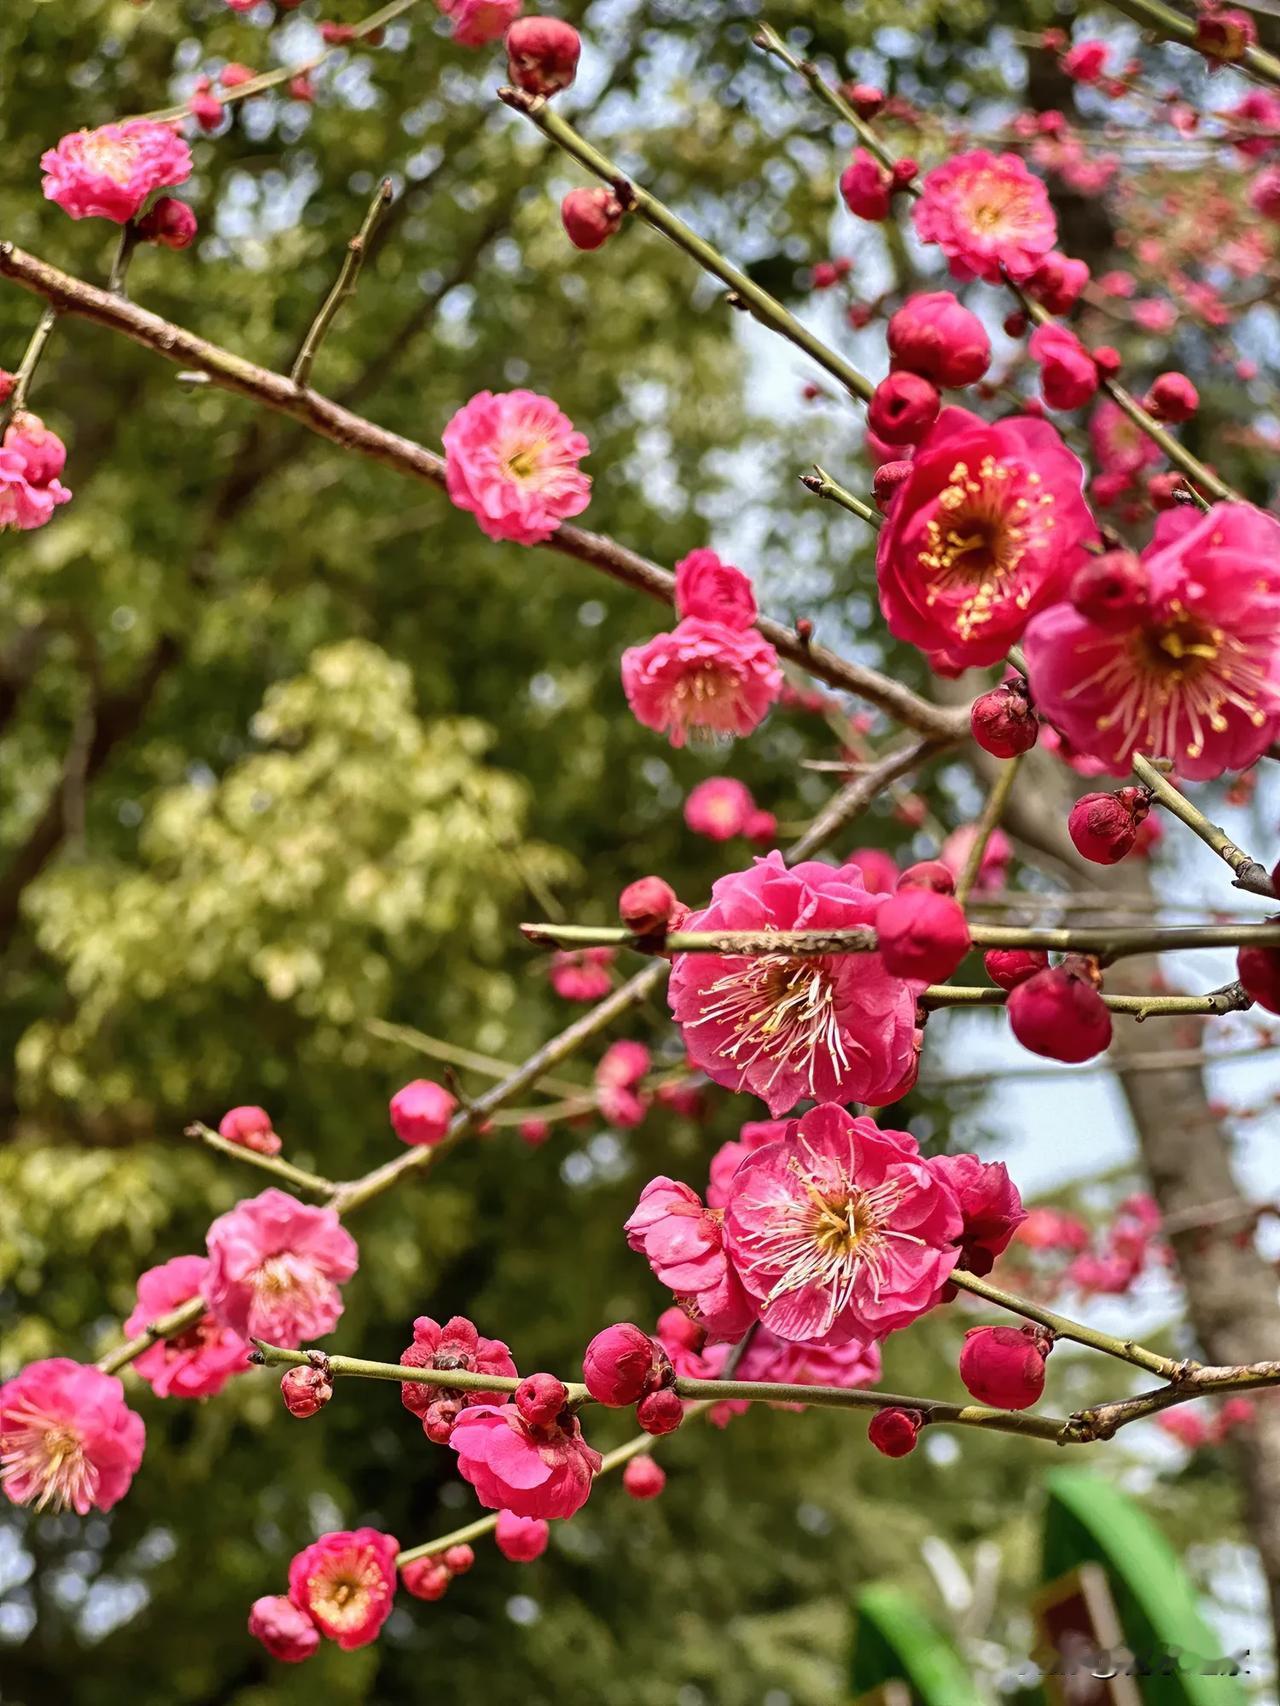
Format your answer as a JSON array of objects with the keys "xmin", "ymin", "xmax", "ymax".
[
  {"xmin": 583, "ymin": 1322, "xmax": 684, "ymax": 1435},
  {"xmin": 875, "ymin": 860, "xmax": 972, "ymax": 984},
  {"xmin": 401, "ymin": 1543, "xmax": 475, "ymax": 1601}
]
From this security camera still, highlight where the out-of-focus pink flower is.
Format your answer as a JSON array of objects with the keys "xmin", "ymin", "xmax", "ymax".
[
  {"xmin": 913, "ymin": 150, "xmax": 1056, "ymax": 283},
  {"xmin": 41, "ymin": 120, "xmax": 192, "ymax": 222},
  {"xmin": 549, "ymin": 945, "xmax": 615, "ymax": 1000},
  {"xmin": 443, "ymin": 389, "xmax": 589, "ymax": 544},
  {"xmin": 1029, "ymin": 323, "xmax": 1100, "ymax": 411},
  {"xmin": 1062, "ymin": 39, "xmax": 1109, "ymax": 82},
  {"xmin": 929, "ymin": 1154, "xmax": 1026, "ymax": 1276},
  {"xmin": 495, "ymin": 1509, "xmax": 550, "ymax": 1560},
  {"xmin": 1156, "ymin": 1407, "xmax": 1213, "ymax": 1449},
  {"xmin": 450, "ymin": 1403, "xmax": 601, "ymax": 1519},
  {"xmin": 625, "ymin": 1177, "xmax": 756, "ymax": 1341},
  {"xmin": 0, "ymin": 1359, "xmax": 145, "ymax": 1515},
  {"xmin": 203, "ymin": 1188, "xmax": 358, "ymax": 1348},
  {"xmin": 288, "ymin": 1528, "xmax": 399, "ymax": 1650},
  {"xmin": 622, "ymin": 618, "xmax": 782, "ymax": 747},
  {"xmin": 248, "ymin": 1595, "xmax": 320, "ymax": 1664},
  {"xmin": 939, "ymin": 824, "xmax": 1012, "ymax": 894},
  {"xmin": 1014, "ymin": 1206, "xmax": 1090, "ymax": 1253},
  {"xmin": 438, "ymin": 0, "xmax": 522, "ymax": 48},
  {"xmin": 1027, "ymin": 251, "xmax": 1090, "ymax": 315},
  {"xmin": 722, "ymin": 1105, "xmax": 963, "ymax": 1344},
  {"xmin": 669, "ymin": 853, "xmax": 923, "ymax": 1115},
  {"xmin": 1025, "ymin": 504, "xmax": 1280, "ymax": 780},
  {"xmin": 595, "ymin": 1039, "xmax": 651, "ymax": 1128},
  {"xmin": 399, "ymin": 1315, "xmax": 518, "ymax": 1442},
  {"xmin": 125, "ymin": 1255, "xmax": 249, "ymax": 1399},
  {"xmin": 674, "ymin": 549, "xmax": 759, "ymax": 629},
  {"xmin": 875, "ymin": 408, "xmax": 1096, "ymax": 673},
  {"xmin": 683, "ymin": 776, "xmax": 755, "ymax": 840},
  {"xmin": 844, "ymin": 848, "xmax": 899, "ymax": 894}
]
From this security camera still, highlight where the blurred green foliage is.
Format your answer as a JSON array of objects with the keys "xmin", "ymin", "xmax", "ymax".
[{"xmin": 0, "ymin": 1, "xmax": 1256, "ymax": 1701}]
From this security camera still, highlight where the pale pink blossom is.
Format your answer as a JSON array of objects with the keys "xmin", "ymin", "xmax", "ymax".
[
  {"xmin": 438, "ymin": 0, "xmax": 522, "ymax": 47},
  {"xmin": 548, "ymin": 945, "xmax": 614, "ymax": 1000},
  {"xmin": 288, "ymin": 1528, "xmax": 399, "ymax": 1650},
  {"xmin": 124, "ymin": 1255, "xmax": 249, "ymax": 1399},
  {"xmin": 41, "ymin": 120, "xmax": 192, "ymax": 223},
  {"xmin": 1, "ymin": 1358, "xmax": 145, "ymax": 1515},
  {"xmin": 622, "ymin": 618, "xmax": 782, "ymax": 748},
  {"xmin": 1025, "ymin": 504, "xmax": 1280, "ymax": 779},
  {"xmin": 443, "ymin": 389, "xmax": 590, "ymax": 544},
  {"xmin": 912, "ymin": 150, "xmax": 1057, "ymax": 284},
  {"xmin": 450, "ymin": 1403, "xmax": 602, "ymax": 1519},
  {"xmin": 203, "ymin": 1188, "xmax": 358, "ymax": 1348},
  {"xmin": 625, "ymin": 1177, "xmax": 756, "ymax": 1341},
  {"xmin": 668, "ymin": 852, "xmax": 923, "ymax": 1115},
  {"xmin": 684, "ymin": 776, "xmax": 755, "ymax": 840},
  {"xmin": 722, "ymin": 1104, "xmax": 963, "ymax": 1344}
]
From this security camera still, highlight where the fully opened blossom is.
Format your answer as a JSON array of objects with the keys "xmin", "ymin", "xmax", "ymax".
[
  {"xmin": 203, "ymin": 1188, "xmax": 358, "ymax": 1348},
  {"xmin": 41, "ymin": 120, "xmax": 192, "ymax": 222},
  {"xmin": 622, "ymin": 620, "xmax": 782, "ymax": 747},
  {"xmin": 912, "ymin": 150, "xmax": 1057, "ymax": 283},
  {"xmin": 399, "ymin": 1315, "xmax": 518, "ymax": 1442},
  {"xmin": 443, "ymin": 389, "xmax": 590, "ymax": 545},
  {"xmin": 124, "ymin": 1255, "xmax": 249, "ymax": 1400},
  {"xmin": 450, "ymin": 1403, "xmax": 602, "ymax": 1519},
  {"xmin": 1025, "ymin": 504, "xmax": 1280, "ymax": 780},
  {"xmin": 669, "ymin": 853, "xmax": 924, "ymax": 1115},
  {"xmin": 0, "ymin": 416, "xmax": 72, "ymax": 532},
  {"xmin": 625, "ymin": 1177, "xmax": 756, "ymax": 1341},
  {"xmin": 684, "ymin": 776, "xmax": 755, "ymax": 840},
  {"xmin": 876, "ymin": 408, "xmax": 1097, "ymax": 673},
  {"xmin": 722, "ymin": 1105, "xmax": 963, "ymax": 1345},
  {"xmin": 287, "ymin": 1528, "xmax": 399, "ymax": 1650},
  {"xmin": 1, "ymin": 1359, "xmax": 145, "ymax": 1515}
]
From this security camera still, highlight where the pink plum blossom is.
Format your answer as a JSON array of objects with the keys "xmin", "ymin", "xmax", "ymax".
[
  {"xmin": 706, "ymin": 1118, "xmax": 789, "ymax": 1209},
  {"xmin": 912, "ymin": 150, "xmax": 1057, "ymax": 283},
  {"xmin": 622, "ymin": 618, "xmax": 782, "ymax": 748},
  {"xmin": 674, "ymin": 548, "xmax": 759, "ymax": 628},
  {"xmin": 438, "ymin": 0, "xmax": 522, "ymax": 47},
  {"xmin": 443, "ymin": 389, "xmax": 590, "ymax": 544},
  {"xmin": 288, "ymin": 1528, "xmax": 399, "ymax": 1650},
  {"xmin": 203, "ymin": 1188, "xmax": 358, "ymax": 1348},
  {"xmin": 124, "ymin": 1255, "xmax": 249, "ymax": 1399},
  {"xmin": 625, "ymin": 1176, "xmax": 756, "ymax": 1341},
  {"xmin": 1, "ymin": 1358, "xmax": 145, "ymax": 1515},
  {"xmin": 450, "ymin": 1403, "xmax": 602, "ymax": 1519},
  {"xmin": 399, "ymin": 1315, "xmax": 518, "ymax": 1441},
  {"xmin": 684, "ymin": 776, "xmax": 755, "ymax": 840},
  {"xmin": 41, "ymin": 120, "xmax": 192, "ymax": 223},
  {"xmin": 548, "ymin": 946, "xmax": 614, "ymax": 1000}
]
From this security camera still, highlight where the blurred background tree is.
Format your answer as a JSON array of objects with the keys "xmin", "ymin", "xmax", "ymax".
[{"xmin": 2, "ymin": 1, "xmax": 1277, "ymax": 1701}]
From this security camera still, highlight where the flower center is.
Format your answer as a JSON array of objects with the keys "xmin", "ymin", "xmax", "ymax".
[
  {"xmin": 311, "ymin": 1563, "xmax": 377, "ymax": 1630},
  {"xmin": 670, "ymin": 666, "xmax": 747, "ymax": 745},
  {"xmin": 1, "ymin": 1398, "xmax": 97, "ymax": 1514},
  {"xmin": 505, "ymin": 440, "xmax": 547, "ymax": 482},
  {"xmin": 920, "ymin": 457, "xmax": 1054, "ymax": 639},
  {"xmin": 687, "ymin": 950, "xmax": 848, "ymax": 1096},
  {"xmin": 82, "ymin": 136, "xmax": 138, "ymax": 184}
]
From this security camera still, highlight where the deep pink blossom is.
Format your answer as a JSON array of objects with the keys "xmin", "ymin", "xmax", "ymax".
[
  {"xmin": 549, "ymin": 945, "xmax": 614, "ymax": 1000},
  {"xmin": 399, "ymin": 1315, "xmax": 518, "ymax": 1441},
  {"xmin": 929, "ymin": 1154, "xmax": 1026, "ymax": 1275},
  {"xmin": 622, "ymin": 618, "xmax": 782, "ymax": 747},
  {"xmin": 0, "ymin": 415, "xmax": 72, "ymax": 532},
  {"xmin": 438, "ymin": 0, "xmax": 522, "ymax": 48},
  {"xmin": 443, "ymin": 389, "xmax": 590, "ymax": 544},
  {"xmin": 203, "ymin": 1188, "xmax": 358, "ymax": 1348},
  {"xmin": 674, "ymin": 549, "xmax": 758, "ymax": 628},
  {"xmin": 684, "ymin": 776, "xmax": 755, "ymax": 839},
  {"xmin": 844, "ymin": 848, "xmax": 899, "ymax": 894},
  {"xmin": 1, "ymin": 1359, "xmax": 144, "ymax": 1515},
  {"xmin": 1025, "ymin": 504, "xmax": 1280, "ymax": 780},
  {"xmin": 124, "ymin": 1255, "xmax": 249, "ymax": 1400},
  {"xmin": 668, "ymin": 853, "xmax": 924, "ymax": 1115},
  {"xmin": 1062, "ymin": 40, "xmax": 1109, "ymax": 82},
  {"xmin": 1029, "ymin": 324, "xmax": 1100, "ymax": 411},
  {"xmin": 701, "ymin": 1325, "xmax": 882, "ymax": 1425},
  {"xmin": 450, "ymin": 1404, "xmax": 602, "ymax": 1519},
  {"xmin": 875, "ymin": 408, "xmax": 1096, "ymax": 673},
  {"xmin": 41, "ymin": 120, "xmax": 191, "ymax": 223},
  {"xmin": 887, "ymin": 291, "xmax": 990, "ymax": 389},
  {"xmin": 722, "ymin": 1105, "xmax": 963, "ymax": 1345},
  {"xmin": 912, "ymin": 150, "xmax": 1056, "ymax": 283},
  {"xmin": 625, "ymin": 1177, "xmax": 756, "ymax": 1341},
  {"xmin": 495, "ymin": 1509, "xmax": 550, "ymax": 1560},
  {"xmin": 1089, "ymin": 398, "xmax": 1162, "ymax": 486},
  {"xmin": 706, "ymin": 1118, "xmax": 788, "ymax": 1209},
  {"xmin": 248, "ymin": 1595, "xmax": 320, "ymax": 1664},
  {"xmin": 288, "ymin": 1528, "xmax": 399, "ymax": 1650}
]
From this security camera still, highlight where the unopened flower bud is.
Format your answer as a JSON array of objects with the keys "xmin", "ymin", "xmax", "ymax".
[
  {"xmin": 1006, "ymin": 961, "xmax": 1112, "ymax": 1062},
  {"xmin": 1068, "ymin": 788, "xmax": 1150, "ymax": 865},
  {"xmin": 423, "ymin": 1397, "xmax": 462, "ymax": 1443},
  {"xmin": 217, "ymin": 1104, "xmax": 281, "ymax": 1156},
  {"xmin": 515, "ymin": 1373, "xmax": 568, "ymax": 1428},
  {"xmin": 897, "ymin": 859, "xmax": 954, "ymax": 895},
  {"xmin": 583, "ymin": 1323, "xmax": 669, "ymax": 1406},
  {"xmin": 220, "ymin": 63, "xmax": 257, "ymax": 88},
  {"xmin": 389, "ymin": 1078, "xmax": 456, "ymax": 1147},
  {"xmin": 619, "ymin": 875, "xmax": 679, "ymax": 936},
  {"xmin": 984, "ymin": 947, "xmax": 1048, "ymax": 991},
  {"xmin": 561, "ymin": 186, "xmax": 624, "ymax": 251},
  {"xmin": 401, "ymin": 1557, "xmax": 452, "ymax": 1600},
  {"xmin": 443, "ymin": 1543, "xmax": 475, "ymax": 1574},
  {"xmin": 505, "ymin": 16, "xmax": 582, "ymax": 96},
  {"xmin": 1194, "ymin": 7, "xmax": 1256, "ymax": 63},
  {"xmin": 248, "ymin": 1594, "xmax": 320, "ymax": 1663},
  {"xmin": 189, "ymin": 90, "xmax": 224, "ymax": 132},
  {"xmin": 622, "ymin": 1455, "xmax": 667, "ymax": 1499},
  {"xmin": 868, "ymin": 1406, "xmax": 923, "ymax": 1457},
  {"xmin": 281, "ymin": 1363, "xmax": 333, "ymax": 1419},
  {"xmin": 887, "ymin": 290, "xmax": 991, "ymax": 388},
  {"xmin": 845, "ymin": 82, "xmax": 885, "ymax": 118},
  {"xmin": 1144, "ymin": 371, "xmax": 1199, "ymax": 422},
  {"xmin": 867, "ymin": 371, "xmax": 940, "ymax": 446},
  {"xmin": 873, "ymin": 459, "xmax": 913, "ymax": 514},
  {"xmin": 1238, "ymin": 944, "xmax": 1280, "ymax": 1014},
  {"xmin": 875, "ymin": 888, "xmax": 971, "ymax": 982},
  {"xmin": 958, "ymin": 1324, "xmax": 1051, "ymax": 1410},
  {"xmin": 137, "ymin": 196, "xmax": 198, "ymax": 250},
  {"xmin": 495, "ymin": 1510, "xmax": 550, "ymax": 1561},
  {"xmin": 636, "ymin": 1386, "xmax": 684, "ymax": 1435},
  {"xmin": 1069, "ymin": 550, "xmax": 1149, "ymax": 631},
  {"xmin": 839, "ymin": 148, "xmax": 893, "ymax": 220},
  {"xmin": 970, "ymin": 679, "xmax": 1038, "ymax": 757}
]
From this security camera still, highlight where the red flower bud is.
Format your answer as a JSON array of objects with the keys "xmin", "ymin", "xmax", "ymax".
[
  {"xmin": 1238, "ymin": 944, "xmax": 1280, "ymax": 1014},
  {"xmin": 320, "ymin": 22, "xmax": 357, "ymax": 43},
  {"xmin": 1069, "ymin": 550, "xmax": 1149, "ymax": 631},
  {"xmin": 1144, "ymin": 372, "xmax": 1199, "ymax": 422},
  {"xmin": 839, "ymin": 148, "xmax": 894, "ymax": 220},
  {"xmin": 958, "ymin": 1324, "xmax": 1051, "ymax": 1410},
  {"xmin": 137, "ymin": 196, "xmax": 198, "ymax": 250},
  {"xmin": 984, "ymin": 948, "xmax": 1048, "ymax": 991},
  {"xmin": 1068, "ymin": 788, "xmax": 1150, "ymax": 865},
  {"xmin": 518, "ymin": 1117, "xmax": 550, "ymax": 1146},
  {"xmin": 505, "ymin": 16, "xmax": 582, "ymax": 97},
  {"xmin": 867, "ymin": 371, "xmax": 940, "ymax": 446},
  {"xmin": 636, "ymin": 1386, "xmax": 684, "ymax": 1435},
  {"xmin": 875, "ymin": 888, "xmax": 971, "ymax": 982},
  {"xmin": 1006, "ymin": 962, "xmax": 1112, "ymax": 1062},
  {"xmin": 189, "ymin": 90, "xmax": 224, "ymax": 132},
  {"xmin": 887, "ymin": 291, "xmax": 991, "ymax": 389},
  {"xmin": 970, "ymin": 679, "xmax": 1038, "ymax": 757},
  {"xmin": 618, "ymin": 875, "xmax": 679, "ymax": 936},
  {"xmin": 867, "ymin": 1406, "xmax": 923, "ymax": 1457},
  {"xmin": 845, "ymin": 82, "xmax": 885, "ymax": 119},
  {"xmin": 217, "ymin": 1104, "xmax": 281, "ymax": 1156},
  {"xmin": 1029, "ymin": 323, "xmax": 1099, "ymax": 411},
  {"xmin": 897, "ymin": 859, "xmax": 955, "ymax": 895},
  {"xmin": 1092, "ymin": 345, "xmax": 1122, "ymax": 378},
  {"xmin": 389, "ymin": 1078, "xmax": 456, "ymax": 1147},
  {"xmin": 1148, "ymin": 472, "xmax": 1187, "ymax": 510},
  {"xmin": 892, "ymin": 157, "xmax": 918, "ymax": 189},
  {"xmin": 280, "ymin": 1363, "xmax": 333, "ymax": 1418},
  {"xmin": 872, "ymin": 459, "xmax": 913, "ymax": 514},
  {"xmin": 401, "ymin": 1558, "xmax": 451, "ymax": 1600},
  {"xmin": 443, "ymin": 1544, "xmax": 475, "ymax": 1574},
  {"xmin": 582, "ymin": 1323, "xmax": 669, "ymax": 1406},
  {"xmin": 622, "ymin": 1455, "xmax": 667, "ymax": 1499},
  {"xmin": 515, "ymin": 1373, "xmax": 568, "ymax": 1428},
  {"xmin": 0, "ymin": 371, "xmax": 13, "ymax": 405},
  {"xmin": 1025, "ymin": 251, "xmax": 1089, "ymax": 315},
  {"xmin": 561, "ymin": 186, "xmax": 624, "ymax": 251},
  {"xmin": 495, "ymin": 1510, "xmax": 550, "ymax": 1561},
  {"xmin": 220, "ymin": 63, "xmax": 257, "ymax": 88}
]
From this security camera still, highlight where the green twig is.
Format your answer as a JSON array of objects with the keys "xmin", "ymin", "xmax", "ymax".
[{"xmin": 291, "ymin": 179, "xmax": 394, "ymax": 388}]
